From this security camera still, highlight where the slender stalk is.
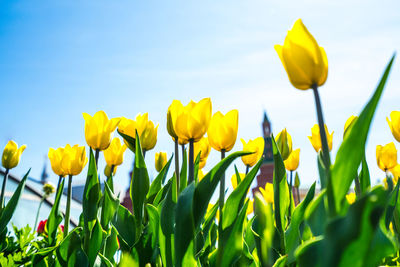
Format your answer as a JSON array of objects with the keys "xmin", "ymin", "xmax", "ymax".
[
  {"xmin": 34, "ymin": 197, "xmax": 45, "ymax": 230},
  {"xmin": 245, "ymin": 165, "xmax": 250, "ymax": 175},
  {"xmin": 288, "ymin": 171, "xmax": 293, "ymax": 221},
  {"xmin": 354, "ymin": 175, "xmax": 361, "ymax": 197},
  {"xmin": 312, "ymin": 85, "xmax": 336, "ymax": 217},
  {"xmin": 188, "ymin": 140, "xmax": 194, "ymax": 184},
  {"xmin": 143, "ymin": 150, "xmax": 146, "ymax": 159},
  {"xmin": 0, "ymin": 168, "xmax": 9, "ymax": 209},
  {"xmin": 218, "ymin": 150, "xmax": 226, "ymax": 250},
  {"xmin": 107, "ymin": 165, "xmax": 115, "ymax": 192},
  {"xmin": 174, "ymin": 140, "xmax": 180, "ymax": 195},
  {"xmin": 64, "ymin": 175, "xmax": 73, "ymax": 238},
  {"xmin": 95, "ymin": 149, "xmax": 100, "ymax": 168},
  {"xmin": 181, "ymin": 144, "xmax": 185, "ymax": 161},
  {"xmin": 56, "ymin": 176, "xmax": 62, "ymax": 192}
]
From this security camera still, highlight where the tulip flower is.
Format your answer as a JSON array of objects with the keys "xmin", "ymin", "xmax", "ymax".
[
  {"xmin": 48, "ymin": 147, "xmax": 67, "ymax": 178},
  {"xmin": 174, "ymin": 98, "xmax": 212, "ymax": 144},
  {"xmin": 343, "ymin": 115, "xmax": 358, "ymax": 138},
  {"xmin": 231, "ymin": 173, "xmax": 246, "ymax": 190},
  {"xmin": 241, "ymin": 137, "xmax": 265, "ymax": 170},
  {"xmin": 390, "ymin": 164, "xmax": 400, "ymax": 184},
  {"xmin": 104, "ymin": 138, "xmax": 127, "ymax": 167},
  {"xmin": 155, "ymin": 152, "xmax": 168, "ymax": 172},
  {"xmin": 118, "ymin": 113, "xmax": 158, "ymax": 153},
  {"xmin": 82, "ymin": 111, "xmax": 121, "ymax": 151},
  {"xmin": 208, "ymin": 110, "xmax": 239, "ymax": 153},
  {"xmin": 246, "ymin": 199, "xmax": 254, "ymax": 215},
  {"xmin": 259, "ymin": 183, "xmax": 274, "ymax": 204},
  {"xmin": 346, "ymin": 192, "xmax": 356, "ymax": 204},
  {"xmin": 276, "ymin": 129, "xmax": 292, "ymax": 160},
  {"xmin": 387, "ymin": 111, "xmax": 400, "ymax": 143},
  {"xmin": 284, "ymin": 149, "xmax": 300, "ymax": 171},
  {"xmin": 193, "ymin": 137, "xmax": 211, "ymax": 169},
  {"xmin": 1, "ymin": 140, "xmax": 26, "ymax": 209},
  {"xmin": 275, "ymin": 19, "xmax": 328, "ymax": 90},
  {"xmin": 308, "ymin": 124, "xmax": 333, "ymax": 152},
  {"xmin": 104, "ymin": 164, "xmax": 117, "ymax": 178},
  {"xmin": 37, "ymin": 220, "xmax": 47, "ymax": 234},
  {"xmin": 2, "ymin": 140, "xmax": 26, "ymax": 170},
  {"xmin": 167, "ymin": 100, "xmax": 184, "ymax": 140},
  {"xmin": 376, "ymin": 143, "xmax": 397, "ymax": 172}
]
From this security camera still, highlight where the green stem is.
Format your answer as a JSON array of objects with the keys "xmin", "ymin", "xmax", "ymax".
[
  {"xmin": 188, "ymin": 140, "xmax": 194, "ymax": 184},
  {"xmin": 143, "ymin": 150, "xmax": 146, "ymax": 159},
  {"xmin": 95, "ymin": 149, "xmax": 100, "ymax": 169},
  {"xmin": 288, "ymin": 171, "xmax": 293, "ymax": 222},
  {"xmin": 218, "ymin": 149, "xmax": 226, "ymax": 250},
  {"xmin": 64, "ymin": 175, "xmax": 73, "ymax": 238},
  {"xmin": 174, "ymin": 140, "xmax": 180, "ymax": 196},
  {"xmin": 34, "ymin": 197, "xmax": 45, "ymax": 231},
  {"xmin": 0, "ymin": 168, "xmax": 9, "ymax": 210},
  {"xmin": 354, "ymin": 175, "xmax": 361, "ymax": 197},
  {"xmin": 107, "ymin": 165, "xmax": 115, "ymax": 192},
  {"xmin": 245, "ymin": 165, "xmax": 250, "ymax": 175},
  {"xmin": 312, "ymin": 85, "xmax": 336, "ymax": 217}
]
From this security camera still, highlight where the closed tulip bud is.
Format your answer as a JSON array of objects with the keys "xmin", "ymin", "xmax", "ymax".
[
  {"xmin": 175, "ymin": 98, "xmax": 212, "ymax": 143},
  {"xmin": 308, "ymin": 124, "xmax": 333, "ymax": 152},
  {"xmin": 104, "ymin": 138, "xmax": 127, "ymax": 167},
  {"xmin": 346, "ymin": 192, "xmax": 356, "ymax": 204},
  {"xmin": 275, "ymin": 19, "xmax": 328, "ymax": 90},
  {"xmin": 208, "ymin": 110, "xmax": 239, "ymax": 152},
  {"xmin": 284, "ymin": 148, "xmax": 300, "ymax": 171},
  {"xmin": 82, "ymin": 111, "xmax": 121, "ymax": 151},
  {"xmin": 118, "ymin": 113, "xmax": 158, "ymax": 152},
  {"xmin": 259, "ymin": 183, "xmax": 274, "ymax": 204},
  {"xmin": 193, "ymin": 137, "xmax": 211, "ymax": 169},
  {"xmin": 167, "ymin": 100, "xmax": 184, "ymax": 140},
  {"xmin": 343, "ymin": 115, "xmax": 358, "ymax": 138},
  {"xmin": 241, "ymin": 137, "xmax": 265, "ymax": 167},
  {"xmin": 231, "ymin": 173, "xmax": 246, "ymax": 190},
  {"xmin": 387, "ymin": 111, "xmax": 400, "ymax": 143},
  {"xmin": 104, "ymin": 165, "xmax": 117, "ymax": 178},
  {"xmin": 246, "ymin": 199, "xmax": 254, "ymax": 215},
  {"xmin": 48, "ymin": 147, "xmax": 67, "ymax": 177},
  {"xmin": 2, "ymin": 140, "xmax": 26, "ymax": 170},
  {"xmin": 155, "ymin": 152, "xmax": 168, "ymax": 172},
  {"xmin": 61, "ymin": 145, "xmax": 88, "ymax": 176},
  {"xmin": 376, "ymin": 143, "xmax": 397, "ymax": 172},
  {"xmin": 43, "ymin": 183, "xmax": 55, "ymax": 197},
  {"xmin": 294, "ymin": 172, "xmax": 300, "ymax": 188},
  {"xmin": 276, "ymin": 129, "xmax": 292, "ymax": 160}
]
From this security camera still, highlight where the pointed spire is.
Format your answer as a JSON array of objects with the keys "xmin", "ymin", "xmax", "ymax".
[
  {"xmin": 40, "ymin": 155, "xmax": 48, "ymax": 184},
  {"xmin": 263, "ymin": 110, "xmax": 269, "ymax": 123}
]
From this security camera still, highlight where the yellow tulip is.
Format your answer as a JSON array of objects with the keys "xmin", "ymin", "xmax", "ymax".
[
  {"xmin": 376, "ymin": 143, "xmax": 397, "ymax": 172},
  {"xmin": 387, "ymin": 111, "xmax": 400, "ymax": 143},
  {"xmin": 308, "ymin": 124, "xmax": 333, "ymax": 152},
  {"xmin": 193, "ymin": 137, "xmax": 211, "ymax": 169},
  {"xmin": 284, "ymin": 148, "xmax": 300, "ymax": 171},
  {"xmin": 155, "ymin": 152, "xmax": 168, "ymax": 172},
  {"xmin": 259, "ymin": 183, "xmax": 274, "ymax": 204},
  {"xmin": 82, "ymin": 111, "xmax": 121, "ymax": 151},
  {"xmin": 346, "ymin": 192, "xmax": 356, "ymax": 204},
  {"xmin": 241, "ymin": 137, "xmax": 265, "ymax": 167},
  {"xmin": 104, "ymin": 164, "xmax": 117, "ymax": 178},
  {"xmin": 390, "ymin": 164, "xmax": 400, "ymax": 184},
  {"xmin": 118, "ymin": 113, "xmax": 158, "ymax": 152},
  {"xmin": 103, "ymin": 138, "xmax": 127, "ymax": 167},
  {"xmin": 207, "ymin": 110, "xmax": 239, "ymax": 152},
  {"xmin": 167, "ymin": 100, "xmax": 184, "ymax": 140},
  {"xmin": 2, "ymin": 140, "xmax": 26, "ymax": 170},
  {"xmin": 343, "ymin": 115, "xmax": 358, "ymax": 138},
  {"xmin": 276, "ymin": 129, "xmax": 292, "ymax": 160},
  {"xmin": 174, "ymin": 98, "xmax": 212, "ymax": 143},
  {"xmin": 246, "ymin": 199, "xmax": 254, "ymax": 215},
  {"xmin": 231, "ymin": 173, "xmax": 246, "ymax": 190},
  {"xmin": 48, "ymin": 147, "xmax": 67, "ymax": 177},
  {"xmin": 61, "ymin": 145, "xmax": 88, "ymax": 176},
  {"xmin": 275, "ymin": 19, "xmax": 328, "ymax": 90}
]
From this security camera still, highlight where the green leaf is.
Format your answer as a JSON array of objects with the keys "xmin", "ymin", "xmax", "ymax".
[
  {"xmin": 153, "ymin": 177, "xmax": 172, "ymax": 207},
  {"xmin": 159, "ymin": 183, "xmax": 175, "ymax": 267},
  {"xmin": 180, "ymin": 148, "xmax": 187, "ymax": 192},
  {"xmin": 285, "ymin": 182, "xmax": 316, "ymax": 262},
  {"xmin": 118, "ymin": 129, "xmax": 136, "ymax": 152},
  {"xmin": 0, "ymin": 169, "xmax": 29, "ymax": 235},
  {"xmin": 194, "ymin": 152, "xmax": 201, "ymax": 183},
  {"xmin": 100, "ymin": 182, "xmax": 120, "ymax": 231},
  {"xmin": 331, "ymin": 54, "xmax": 395, "ymax": 212},
  {"xmin": 112, "ymin": 204, "xmax": 136, "ymax": 250},
  {"xmin": 317, "ymin": 151, "xmax": 327, "ymax": 189},
  {"xmin": 174, "ymin": 151, "xmax": 250, "ymax": 267},
  {"xmin": 273, "ymin": 254, "xmax": 288, "ymax": 267},
  {"xmin": 147, "ymin": 156, "xmax": 173, "ymax": 204},
  {"xmin": 47, "ymin": 178, "xmax": 65, "ymax": 246},
  {"xmin": 104, "ymin": 226, "xmax": 119, "ymax": 263},
  {"xmin": 305, "ymin": 189, "xmax": 327, "ymax": 236},
  {"xmin": 271, "ymin": 135, "xmax": 289, "ymax": 253},
  {"xmin": 88, "ymin": 219, "xmax": 105, "ymax": 266},
  {"xmin": 295, "ymin": 236, "xmax": 323, "ymax": 267},
  {"xmin": 146, "ymin": 204, "xmax": 160, "ymax": 249},
  {"xmin": 359, "ymin": 154, "xmax": 371, "ymax": 193},
  {"xmin": 131, "ymin": 131, "xmax": 150, "ymax": 240},
  {"xmin": 56, "ymin": 227, "xmax": 87, "ymax": 266},
  {"xmin": 222, "ymin": 158, "xmax": 263, "ymax": 229}
]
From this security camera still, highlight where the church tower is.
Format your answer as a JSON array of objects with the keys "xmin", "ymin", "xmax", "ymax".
[{"xmin": 252, "ymin": 111, "xmax": 274, "ymax": 195}]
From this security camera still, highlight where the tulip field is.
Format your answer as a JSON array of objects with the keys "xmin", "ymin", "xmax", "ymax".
[{"xmin": 1, "ymin": 19, "xmax": 400, "ymax": 266}]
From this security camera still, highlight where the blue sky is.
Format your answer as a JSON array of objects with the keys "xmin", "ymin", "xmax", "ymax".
[{"xmin": 1, "ymin": 0, "xmax": 400, "ymax": 198}]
